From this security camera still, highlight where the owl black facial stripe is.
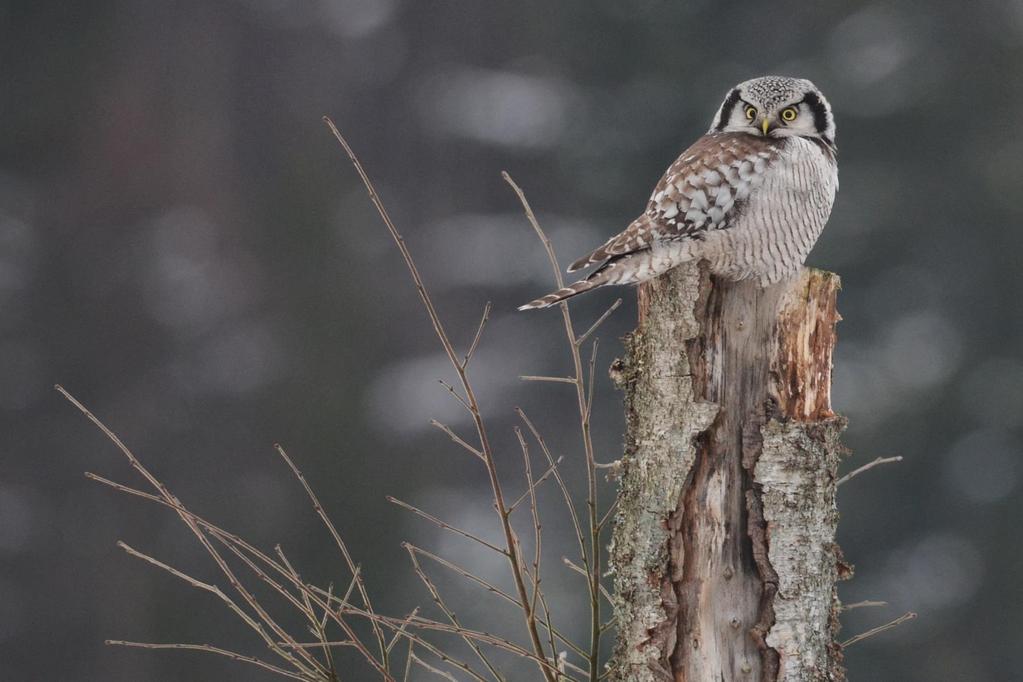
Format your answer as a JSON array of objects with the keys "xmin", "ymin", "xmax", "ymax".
[
  {"xmin": 800, "ymin": 92, "xmax": 830, "ymax": 136},
  {"xmin": 714, "ymin": 89, "xmax": 741, "ymax": 131}
]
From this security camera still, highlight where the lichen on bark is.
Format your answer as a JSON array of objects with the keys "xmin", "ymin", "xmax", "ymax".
[
  {"xmin": 608, "ymin": 264, "xmax": 846, "ymax": 682},
  {"xmin": 608, "ymin": 262, "xmax": 718, "ymax": 681}
]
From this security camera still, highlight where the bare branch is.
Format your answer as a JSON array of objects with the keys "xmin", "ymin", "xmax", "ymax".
[
  {"xmin": 208, "ymin": 531, "xmax": 369, "ymax": 676},
  {"xmin": 596, "ymin": 497, "xmax": 620, "ymax": 532},
  {"xmin": 105, "ymin": 641, "xmax": 311, "ymax": 681},
  {"xmin": 509, "ymin": 456, "xmax": 564, "ymax": 513},
  {"xmin": 378, "ymin": 625, "xmax": 490, "ymax": 682},
  {"xmin": 85, "ymin": 454, "xmax": 381, "ymax": 678},
  {"xmin": 437, "ymin": 379, "xmax": 473, "ymax": 413},
  {"xmin": 406, "ymin": 544, "xmax": 516, "ymax": 604},
  {"xmin": 502, "ymin": 174, "xmax": 605, "ymax": 677},
  {"xmin": 562, "ymin": 557, "xmax": 613, "ymax": 605},
  {"xmin": 516, "ymin": 409, "xmax": 587, "ymax": 567},
  {"xmin": 387, "ymin": 497, "xmax": 508, "ymax": 556},
  {"xmin": 276, "ymin": 545, "xmax": 337, "ymax": 679},
  {"xmin": 841, "ymin": 600, "xmax": 888, "ymax": 611},
  {"xmin": 274, "ymin": 443, "xmax": 388, "ymax": 663},
  {"xmin": 380, "ymin": 615, "xmax": 573, "ymax": 680},
  {"xmin": 280, "ymin": 641, "xmax": 358, "ymax": 649},
  {"xmin": 585, "ymin": 339, "xmax": 599, "ymax": 419},
  {"xmin": 404, "ymin": 544, "xmax": 505, "ymax": 680},
  {"xmin": 59, "ymin": 387, "xmax": 334, "ymax": 678},
  {"xmin": 115, "ymin": 541, "xmax": 324, "ymax": 678},
  {"xmin": 501, "ymin": 172, "xmax": 564, "ymax": 289},
  {"xmin": 841, "ymin": 612, "xmax": 917, "ymax": 648},
  {"xmin": 515, "ymin": 427, "xmax": 545, "ymax": 627},
  {"xmin": 407, "ymin": 544, "xmax": 586, "ymax": 660},
  {"xmin": 386, "ymin": 607, "xmax": 421, "ymax": 655},
  {"xmin": 837, "ymin": 456, "xmax": 904, "ymax": 486},
  {"xmin": 326, "ymin": 122, "xmax": 558, "ymax": 680},
  {"xmin": 430, "ymin": 420, "xmax": 484, "ymax": 461},
  {"xmin": 462, "ymin": 301, "xmax": 492, "ymax": 369},
  {"xmin": 410, "ymin": 651, "xmax": 461, "ymax": 682},
  {"xmin": 519, "ymin": 375, "xmax": 578, "ymax": 385},
  {"xmin": 403, "ymin": 641, "xmax": 414, "ymax": 682},
  {"xmin": 575, "ymin": 298, "xmax": 622, "ymax": 348}
]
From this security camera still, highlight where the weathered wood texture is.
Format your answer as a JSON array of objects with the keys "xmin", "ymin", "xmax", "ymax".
[{"xmin": 608, "ymin": 263, "xmax": 846, "ymax": 682}]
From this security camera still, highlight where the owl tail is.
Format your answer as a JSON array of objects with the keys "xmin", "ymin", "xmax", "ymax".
[{"xmin": 518, "ymin": 276, "xmax": 606, "ymax": 311}]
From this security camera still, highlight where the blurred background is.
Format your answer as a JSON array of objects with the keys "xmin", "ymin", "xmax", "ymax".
[{"xmin": 2, "ymin": 0, "xmax": 1021, "ymax": 679}]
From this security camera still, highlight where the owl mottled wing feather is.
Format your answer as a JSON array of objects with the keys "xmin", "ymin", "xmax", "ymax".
[{"xmin": 567, "ymin": 132, "xmax": 782, "ymax": 273}]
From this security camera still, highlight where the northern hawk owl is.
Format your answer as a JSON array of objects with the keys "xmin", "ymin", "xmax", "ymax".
[{"xmin": 519, "ymin": 75, "xmax": 838, "ymax": 310}]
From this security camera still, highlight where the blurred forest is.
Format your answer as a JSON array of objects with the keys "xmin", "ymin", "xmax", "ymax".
[{"xmin": 2, "ymin": 1, "xmax": 1022, "ymax": 680}]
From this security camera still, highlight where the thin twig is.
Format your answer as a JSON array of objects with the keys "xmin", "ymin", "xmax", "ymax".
[
  {"xmin": 837, "ymin": 456, "xmax": 904, "ymax": 486},
  {"xmin": 59, "ymin": 387, "xmax": 334, "ymax": 680},
  {"xmin": 562, "ymin": 557, "xmax": 613, "ymax": 605},
  {"xmin": 320, "ymin": 583, "xmax": 335, "ymax": 632},
  {"xmin": 276, "ymin": 545, "xmax": 338, "ymax": 680},
  {"xmin": 410, "ymin": 651, "xmax": 461, "ymax": 681},
  {"xmin": 338, "ymin": 567, "xmax": 362, "ymax": 612},
  {"xmin": 519, "ymin": 375, "xmax": 578, "ymax": 385},
  {"xmin": 407, "ymin": 544, "xmax": 518, "ymax": 603},
  {"xmin": 596, "ymin": 497, "xmax": 620, "ymax": 532},
  {"xmin": 437, "ymin": 379, "xmax": 472, "ymax": 413},
  {"xmin": 841, "ymin": 612, "xmax": 917, "ymax": 647},
  {"xmin": 430, "ymin": 420, "xmax": 484, "ymax": 461},
  {"xmin": 209, "ymin": 530, "xmax": 368, "ymax": 675},
  {"xmin": 502, "ymin": 173, "xmax": 606, "ymax": 679},
  {"xmin": 462, "ymin": 301, "xmax": 492, "ymax": 369},
  {"xmin": 105, "ymin": 641, "xmax": 311, "ymax": 681},
  {"xmin": 386, "ymin": 607, "xmax": 421, "ymax": 655},
  {"xmin": 509, "ymin": 456, "xmax": 564, "ymax": 513},
  {"xmin": 346, "ymin": 613, "xmax": 491, "ymax": 682},
  {"xmin": 841, "ymin": 600, "xmax": 888, "ymax": 611},
  {"xmin": 403, "ymin": 641, "xmax": 414, "ymax": 682},
  {"xmin": 575, "ymin": 299, "xmax": 622, "ymax": 348},
  {"xmin": 326, "ymin": 119, "xmax": 559, "ymax": 681},
  {"xmin": 407, "ymin": 544, "xmax": 585, "ymax": 659},
  {"xmin": 280, "ymin": 641, "xmax": 358, "ymax": 649},
  {"xmin": 516, "ymin": 409, "xmax": 587, "ymax": 569},
  {"xmin": 404, "ymin": 544, "xmax": 505, "ymax": 681},
  {"xmin": 387, "ymin": 497, "xmax": 508, "ymax": 556},
  {"xmin": 84, "ymin": 469, "xmax": 377, "ymax": 678},
  {"xmin": 375, "ymin": 614, "xmax": 572, "ymax": 679},
  {"xmin": 585, "ymin": 340, "xmax": 599, "ymax": 420},
  {"xmin": 274, "ymin": 443, "xmax": 388, "ymax": 666},
  {"xmin": 515, "ymin": 427, "xmax": 545, "ymax": 627}
]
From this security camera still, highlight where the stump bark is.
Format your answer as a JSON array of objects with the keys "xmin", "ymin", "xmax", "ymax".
[{"xmin": 608, "ymin": 263, "xmax": 847, "ymax": 682}]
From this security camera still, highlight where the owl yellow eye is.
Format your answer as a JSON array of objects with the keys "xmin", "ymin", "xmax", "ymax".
[
  {"xmin": 781, "ymin": 106, "xmax": 798, "ymax": 122},
  {"xmin": 744, "ymin": 105, "xmax": 757, "ymax": 120}
]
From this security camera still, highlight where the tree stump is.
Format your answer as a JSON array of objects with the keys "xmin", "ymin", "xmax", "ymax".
[{"xmin": 608, "ymin": 263, "xmax": 846, "ymax": 682}]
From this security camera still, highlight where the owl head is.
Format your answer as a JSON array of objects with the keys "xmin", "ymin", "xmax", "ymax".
[{"xmin": 710, "ymin": 76, "xmax": 836, "ymax": 149}]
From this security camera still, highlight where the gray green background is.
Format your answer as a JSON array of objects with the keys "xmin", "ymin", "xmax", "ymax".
[{"xmin": 2, "ymin": 1, "xmax": 1020, "ymax": 679}]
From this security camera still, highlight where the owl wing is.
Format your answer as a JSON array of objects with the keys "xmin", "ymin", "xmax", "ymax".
[{"xmin": 567, "ymin": 132, "xmax": 782, "ymax": 273}]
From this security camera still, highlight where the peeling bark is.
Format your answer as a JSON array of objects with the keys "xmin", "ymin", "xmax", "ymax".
[{"xmin": 608, "ymin": 264, "xmax": 846, "ymax": 682}]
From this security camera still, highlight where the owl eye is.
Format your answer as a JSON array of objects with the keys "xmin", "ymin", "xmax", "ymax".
[
  {"xmin": 744, "ymin": 106, "xmax": 757, "ymax": 120},
  {"xmin": 780, "ymin": 106, "xmax": 798, "ymax": 122}
]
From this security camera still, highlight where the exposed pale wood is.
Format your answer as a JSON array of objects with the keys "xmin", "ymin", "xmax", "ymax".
[{"xmin": 608, "ymin": 263, "xmax": 846, "ymax": 682}]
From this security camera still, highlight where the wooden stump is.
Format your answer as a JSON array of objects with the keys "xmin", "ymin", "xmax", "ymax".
[{"xmin": 608, "ymin": 263, "xmax": 846, "ymax": 682}]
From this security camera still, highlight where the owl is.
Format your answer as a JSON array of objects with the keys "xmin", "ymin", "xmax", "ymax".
[{"xmin": 519, "ymin": 75, "xmax": 838, "ymax": 310}]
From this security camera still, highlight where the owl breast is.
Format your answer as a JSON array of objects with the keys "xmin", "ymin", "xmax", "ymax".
[{"xmin": 699, "ymin": 137, "xmax": 838, "ymax": 285}]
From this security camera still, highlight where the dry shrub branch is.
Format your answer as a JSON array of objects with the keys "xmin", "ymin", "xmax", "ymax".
[{"xmin": 60, "ymin": 118, "xmax": 620, "ymax": 681}]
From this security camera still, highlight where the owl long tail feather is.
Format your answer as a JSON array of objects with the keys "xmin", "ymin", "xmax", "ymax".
[
  {"xmin": 518, "ymin": 277, "xmax": 605, "ymax": 311},
  {"xmin": 566, "ymin": 253, "xmax": 597, "ymax": 273}
]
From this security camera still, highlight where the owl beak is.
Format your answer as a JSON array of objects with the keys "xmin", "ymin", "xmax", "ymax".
[{"xmin": 761, "ymin": 118, "xmax": 772, "ymax": 136}]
